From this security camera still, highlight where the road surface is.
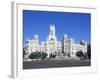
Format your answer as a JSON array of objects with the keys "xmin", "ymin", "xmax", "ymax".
[{"xmin": 23, "ymin": 59, "xmax": 91, "ymax": 69}]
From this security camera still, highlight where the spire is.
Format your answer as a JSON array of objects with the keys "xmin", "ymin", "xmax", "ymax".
[
  {"xmin": 34, "ymin": 34, "xmax": 39, "ymax": 40},
  {"xmin": 26, "ymin": 37, "xmax": 29, "ymax": 41},
  {"xmin": 49, "ymin": 24, "xmax": 55, "ymax": 36},
  {"xmin": 64, "ymin": 34, "xmax": 68, "ymax": 38}
]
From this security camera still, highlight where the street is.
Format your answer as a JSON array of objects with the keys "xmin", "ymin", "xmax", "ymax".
[{"xmin": 23, "ymin": 59, "xmax": 91, "ymax": 69}]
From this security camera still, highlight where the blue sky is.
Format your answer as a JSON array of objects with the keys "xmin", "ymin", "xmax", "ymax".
[{"xmin": 23, "ymin": 10, "xmax": 91, "ymax": 47}]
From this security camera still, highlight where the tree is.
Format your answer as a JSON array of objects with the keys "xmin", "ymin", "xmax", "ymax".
[
  {"xmin": 35, "ymin": 52, "xmax": 41, "ymax": 58},
  {"xmin": 41, "ymin": 52, "xmax": 47, "ymax": 59},
  {"xmin": 76, "ymin": 51, "xmax": 84, "ymax": 57},
  {"xmin": 28, "ymin": 52, "xmax": 47, "ymax": 60},
  {"xmin": 49, "ymin": 54, "xmax": 56, "ymax": 58},
  {"xmin": 68, "ymin": 53, "xmax": 71, "ymax": 57},
  {"xmin": 28, "ymin": 52, "xmax": 36, "ymax": 59},
  {"xmin": 87, "ymin": 44, "xmax": 91, "ymax": 59},
  {"xmin": 23, "ymin": 48, "xmax": 26, "ymax": 59}
]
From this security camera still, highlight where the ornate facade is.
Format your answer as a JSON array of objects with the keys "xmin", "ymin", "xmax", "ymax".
[{"xmin": 24, "ymin": 24, "xmax": 87, "ymax": 59}]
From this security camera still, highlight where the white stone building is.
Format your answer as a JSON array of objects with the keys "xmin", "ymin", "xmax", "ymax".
[{"xmin": 24, "ymin": 24, "xmax": 87, "ymax": 59}]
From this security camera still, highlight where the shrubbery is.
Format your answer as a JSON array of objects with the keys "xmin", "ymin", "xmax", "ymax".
[
  {"xmin": 28, "ymin": 52, "xmax": 47, "ymax": 60},
  {"xmin": 87, "ymin": 44, "xmax": 91, "ymax": 59},
  {"xmin": 41, "ymin": 52, "xmax": 48, "ymax": 59},
  {"xmin": 49, "ymin": 54, "xmax": 56, "ymax": 58},
  {"xmin": 76, "ymin": 51, "xmax": 88, "ymax": 60},
  {"xmin": 76, "ymin": 51, "xmax": 84, "ymax": 57}
]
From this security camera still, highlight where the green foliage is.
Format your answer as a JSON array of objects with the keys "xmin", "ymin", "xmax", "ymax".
[
  {"xmin": 41, "ymin": 52, "xmax": 47, "ymax": 59},
  {"xmin": 76, "ymin": 51, "xmax": 84, "ymax": 57},
  {"xmin": 28, "ymin": 52, "xmax": 47, "ymax": 59},
  {"xmin": 49, "ymin": 54, "xmax": 56, "ymax": 58},
  {"xmin": 28, "ymin": 52, "xmax": 36, "ymax": 59},
  {"xmin": 23, "ymin": 48, "xmax": 26, "ymax": 59},
  {"xmin": 36, "ymin": 52, "xmax": 41, "ymax": 58},
  {"xmin": 68, "ymin": 53, "xmax": 71, "ymax": 57},
  {"xmin": 87, "ymin": 44, "xmax": 91, "ymax": 59}
]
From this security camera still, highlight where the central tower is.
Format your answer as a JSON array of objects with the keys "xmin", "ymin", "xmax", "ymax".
[
  {"xmin": 46, "ymin": 24, "xmax": 57, "ymax": 57},
  {"xmin": 49, "ymin": 24, "xmax": 55, "ymax": 36},
  {"xmin": 48, "ymin": 24, "xmax": 57, "ymax": 41}
]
